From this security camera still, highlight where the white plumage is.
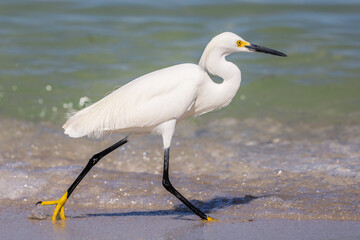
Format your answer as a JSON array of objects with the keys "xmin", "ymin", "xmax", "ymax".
[
  {"xmin": 63, "ymin": 32, "xmax": 286, "ymax": 148},
  {"xmin": 63, "ymin": 64, "xmax": 202, "ymax": 139}
]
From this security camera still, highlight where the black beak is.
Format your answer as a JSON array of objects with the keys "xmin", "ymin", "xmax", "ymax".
[{"xmin": 245, "ymin": 43, "xmax": 287, "ymax": 57}]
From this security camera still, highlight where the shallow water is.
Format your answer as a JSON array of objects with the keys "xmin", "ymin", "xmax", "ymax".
[{"xmin": 0, "ymin": 0, "xmax": 359, "ymax": 222}]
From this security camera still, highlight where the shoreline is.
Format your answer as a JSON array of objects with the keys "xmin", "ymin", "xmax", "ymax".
[{"xmin": 1, "ymin": 116, "xmax": 359, "ymax": 223}]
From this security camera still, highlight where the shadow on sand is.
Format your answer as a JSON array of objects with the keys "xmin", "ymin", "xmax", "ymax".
[{"xmin": 77, "ymin": 195, "xmax": 260, "ymax": 220}]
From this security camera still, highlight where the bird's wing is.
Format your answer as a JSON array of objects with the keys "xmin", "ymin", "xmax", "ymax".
[{"xmin": 63, "ymin": 64, "xmax": 204, "ymax": 138}]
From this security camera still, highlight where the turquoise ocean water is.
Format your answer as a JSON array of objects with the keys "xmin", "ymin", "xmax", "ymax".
[{"xmin": 0, "ymin": 0, "xmax": 359, "ymax": 124}]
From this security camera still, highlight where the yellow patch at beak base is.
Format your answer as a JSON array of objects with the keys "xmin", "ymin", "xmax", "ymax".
[{"xmin": 237, "ymin": 40, "xmax": 250, "ymax": 48}]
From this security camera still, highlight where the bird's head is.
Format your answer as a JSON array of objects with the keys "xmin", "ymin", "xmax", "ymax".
[
  {"xmin": 212, "ymin": 32, "xmax": 287, "ymax": 57},
  {"xmin": 199, "ymin": 32, "xmax": 286, "ymax": 73}
]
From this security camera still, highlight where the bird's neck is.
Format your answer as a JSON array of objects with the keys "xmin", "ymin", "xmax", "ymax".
[
  {"xmin": 199, "ymin": 47, "xmax": 240, "ymax": 81},
  {"xmin": 197, "ymin": 49, "xmax": 241, "ymax": 111}
]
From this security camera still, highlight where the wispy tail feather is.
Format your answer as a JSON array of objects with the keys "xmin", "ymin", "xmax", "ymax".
[{"xmin": 62, "ymin": 102, "xmax": 107, "ymax": 139}]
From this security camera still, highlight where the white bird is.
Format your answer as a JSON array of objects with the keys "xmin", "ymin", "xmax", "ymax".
[{"xmin": 37, "ymin": 32, "xmax": 286, "ymax": 221}]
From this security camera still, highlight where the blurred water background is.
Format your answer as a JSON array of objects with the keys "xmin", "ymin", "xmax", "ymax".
[
  {"xmin": 0, "ymin": 0, "xmax": 359, "ymax": 221},
  {"xmin": 1, "ymin": 0, "xmax": 359, "ymax": 123}
]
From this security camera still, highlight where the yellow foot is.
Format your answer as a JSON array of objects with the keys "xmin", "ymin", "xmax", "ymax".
[
  {"xmin": 37, "ymin": 191, "xmax": 68, "ymax": 221},
  {"xmin": 203, "ymin": 216, "xmax": 218, "ymax": 222}
]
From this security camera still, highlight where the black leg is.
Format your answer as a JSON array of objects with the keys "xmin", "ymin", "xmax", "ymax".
[
  {"xmin": 37, "ymin": 136, "xmax": 128, "ymax": 220},
  {"xmin": 162, "ymin": 147, "xmax": 214, "ymax": 221},
  {"xmin": 67, "ymin": 136, "xmax": 128, "ymax": 197}
]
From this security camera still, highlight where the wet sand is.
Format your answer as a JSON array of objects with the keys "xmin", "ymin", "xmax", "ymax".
[{"xmin": 0, "ymin": 204, "xmax": 359, "ymax": 240}]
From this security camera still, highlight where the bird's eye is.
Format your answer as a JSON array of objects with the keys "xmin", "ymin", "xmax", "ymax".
[{"xmin": 237, "ymin": 40, "xmax": 243, "ymax": 47}]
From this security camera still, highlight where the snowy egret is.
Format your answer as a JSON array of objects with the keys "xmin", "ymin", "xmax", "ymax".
[{"xmin": 37, "ymin": 32, "xmax": 286, "ymax": 221}]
